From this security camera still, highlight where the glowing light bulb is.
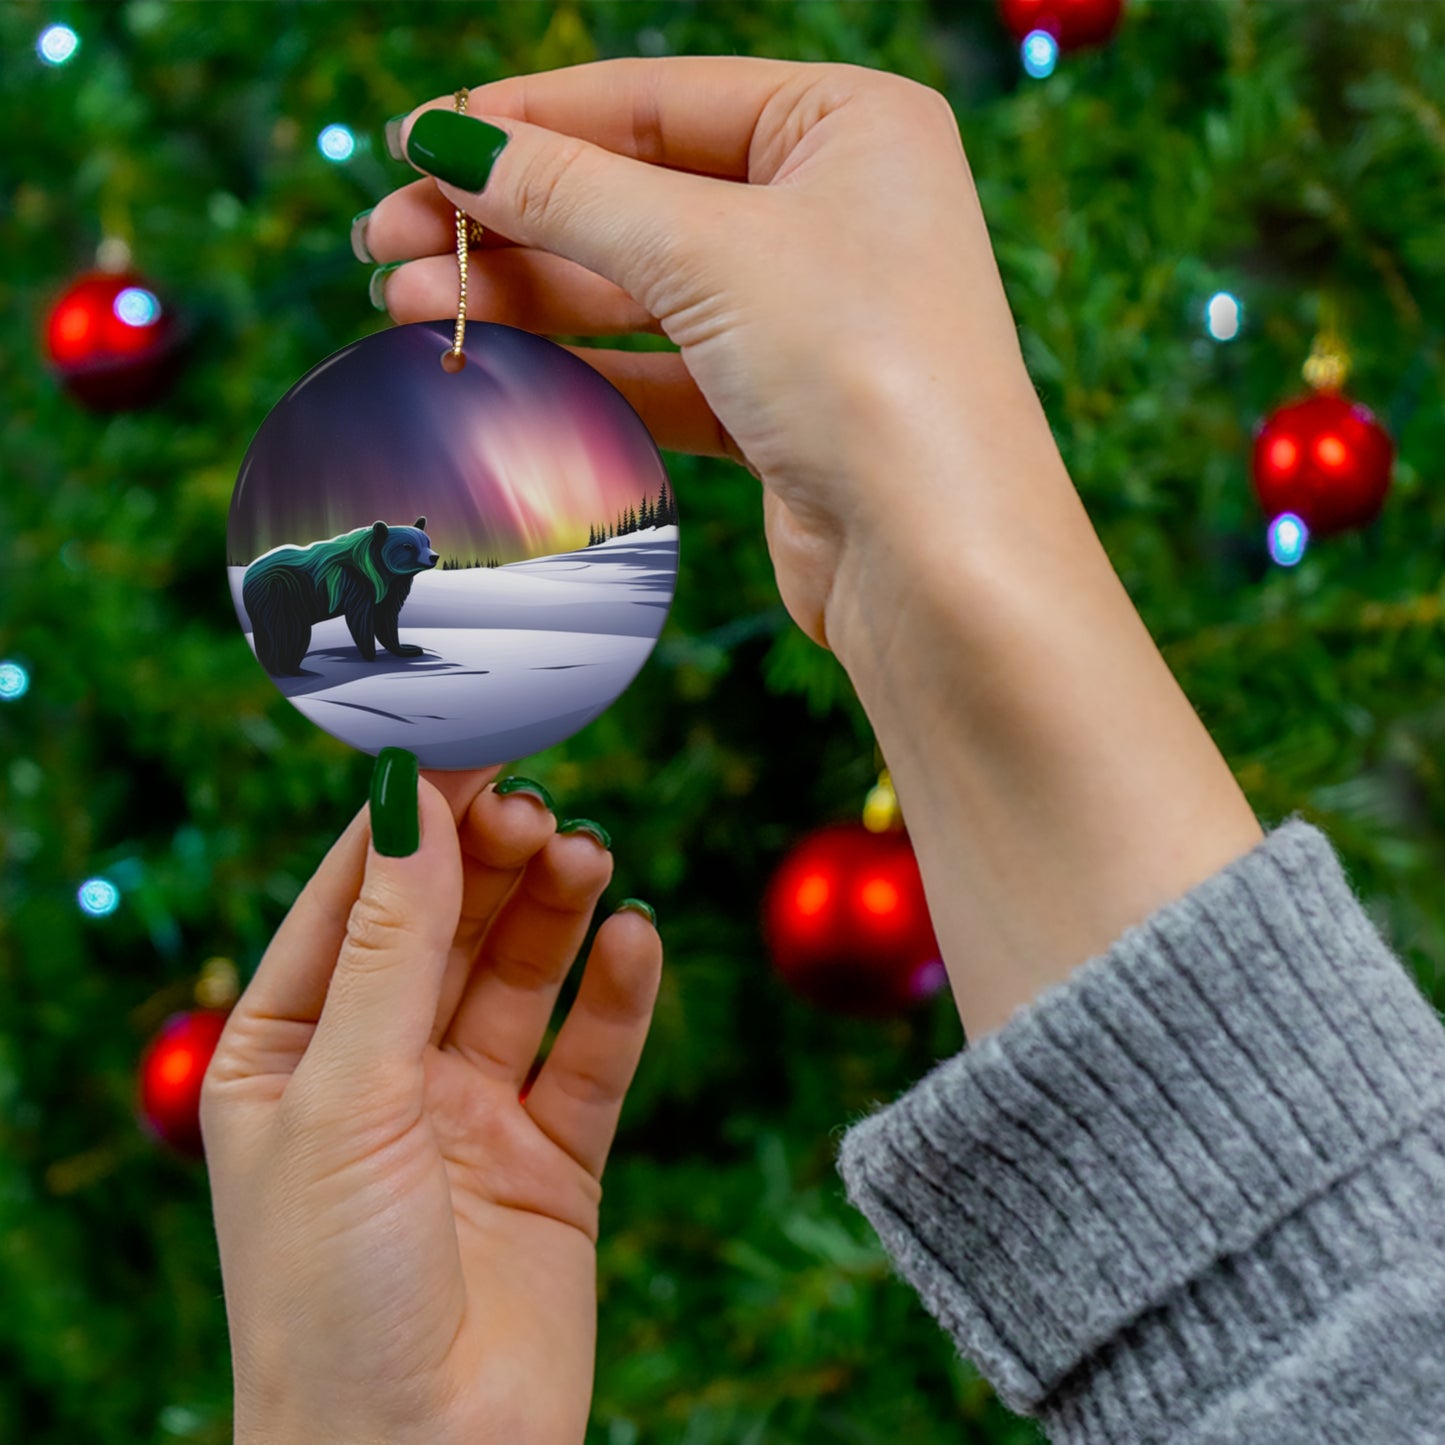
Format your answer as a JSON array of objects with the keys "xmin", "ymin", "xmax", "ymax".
[
  {"xmin": 38, "ymin": 24, "xmax": 79, "ymax": 65},
  {"xmin": 0, "ymin": 661, "xmax": 29, "ymax": 701},
  {"xmin": 78, "ymin": 877, "xmax": 121, "ymax": 917},
  {"xmin": 1205, "ymin": 291, "xmax": 1242, "ymax": 341},
  {"xmin": 114, "ymin": 287, "xmax": 161, "ymax": 327},
  {"xmin": 909, "ymin": 959, "xmax": 947, "ymax": 1000},
  {"xmin": 1267, "ymin": 512, "xmax": 1308, "ymax": 567},
  {"xmin": 1021, "ymin": 30, "xmax": 1059, "ymax": 79},
  {"xmin": 318, "ymin": 124, "xmax": 356, "ymax": 162}
]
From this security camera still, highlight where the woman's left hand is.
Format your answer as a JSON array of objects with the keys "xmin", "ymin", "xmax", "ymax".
[{"xmin": 201, "ymin": 755, "xmax": 662, "ymax": 1445}]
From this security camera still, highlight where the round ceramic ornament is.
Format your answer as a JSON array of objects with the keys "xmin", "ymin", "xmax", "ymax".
[
  {"xmin": 227, "ymin": 316, "xmax": 679, "ymax": 769},
  {"xmin": 229, "ymin": 87, "xmax": 677, "ymax": 769}
]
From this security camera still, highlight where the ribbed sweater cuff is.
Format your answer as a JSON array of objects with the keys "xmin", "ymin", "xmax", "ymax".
[{"xmin": 835, "ymin": 816, "xmax": 1445, "ymax": 1433}]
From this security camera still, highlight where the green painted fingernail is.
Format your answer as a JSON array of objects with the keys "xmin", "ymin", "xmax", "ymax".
[
  {"xmin": 617, "ymin": 898, "xmax": 656, "ymax": 925},
  {"xmin": 370, "ymin": 748, "xmax": 419, "ymax": 857},
  {"xmin": 405, "ymin": 109, "xmax": 510, "ymax": 192},
  {"xmin": 369, "ymin": 261, "xmax": 404, "ymax": 311},
  {"xmin": 384, "ymin": 113, "xmax": 409, "ymax": 162},
  {"xmin": 558, "ymin": 818, "xmax": 611, "ymax": 850},
  {"xmin": 350, "ymin": 208, "xmax": 375, "ymax": 264},
  {"xmin": 494, "ymin": 775, "xmax": 556, "ymax": 813}
]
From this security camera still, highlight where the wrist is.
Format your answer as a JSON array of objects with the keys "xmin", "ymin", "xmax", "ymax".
[
  {"xmin": 822, "ymin": 348, "xmax": 1078, "ymax": 663},
  {"xmin": 824, "ymin": 409, "xmax": 1262, "ymax": 1040}
]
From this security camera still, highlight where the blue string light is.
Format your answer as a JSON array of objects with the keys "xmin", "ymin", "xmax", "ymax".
[
  {"xmin": 1022, "ymin": 30, "xmax": 1059, "ymax": 79},
  {"xmin": 1267, "ymin": 512, "xmax": 1309, "ymax": 567},
  {"xmin": 78, "ymin": 878, "xmax": 121, "ymax": 918},
  {"xmin": 1205, "ymin": 291, "xmax": 1243, "ymax": 341},
  {"xmin": 318, "ymin": 124, "xmax": 356, "ymax": 162},
  {"xmin": 114, "ymin": 287, "xmax": 162, "ymax": 327},
  {"xmin": 37, "ymin": 24, "xmax": 79, "ymax": 66},
  {"xmin": 0, "ymin": 660, "xmax": 29, "ymax": 701}
]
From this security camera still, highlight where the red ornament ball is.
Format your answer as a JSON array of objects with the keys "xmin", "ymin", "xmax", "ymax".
[
  {"xmin": 1251, "ymin": 392, "xmax": 1394, "ymax": 538},
  {"xmin": 137, "ymin": 1008, "xmax": 230, "ymax": 1158},
  {"xmin": 998, "ymin": 0, "xmax": 1125, "ymax": 49},
  {"xmin": 763, "ymin": 822, "xmax": 946, "ymax": 1018},
  {"xmin": 44, "ymin": 269, "xmax": 185, "ymax": 411}
]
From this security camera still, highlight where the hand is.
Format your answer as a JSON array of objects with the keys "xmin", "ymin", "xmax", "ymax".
[
  {"xmin": 360, "ymin": 58, "xmax": 1259, "ymax": 1051},
  {"xmin": 201, "ymin": 759, "xmax": 662, "ymax": 1445},
  {"xmin": 362, "ymin": 56, "xmax": 1058, "ymax": 658}
]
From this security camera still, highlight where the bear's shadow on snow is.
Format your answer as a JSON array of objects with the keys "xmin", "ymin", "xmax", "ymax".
[{"xmin": 274, "ymin": 646, "xmax": 491, "ymax": 699}]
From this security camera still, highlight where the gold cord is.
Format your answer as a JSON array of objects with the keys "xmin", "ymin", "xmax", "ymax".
[{"xmin": 442, "ymin": 87, "xmax": 482, "ymax": 372}]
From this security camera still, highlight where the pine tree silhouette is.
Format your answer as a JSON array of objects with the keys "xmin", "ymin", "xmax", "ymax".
[{"xmin": 657, "ymin": 476, "xmax": 673, "ymax": 527}]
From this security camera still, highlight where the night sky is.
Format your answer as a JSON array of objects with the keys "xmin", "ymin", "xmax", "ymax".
[{"xmin": 228, "ymin": 320, "xmax": 669, "ymax": 565}]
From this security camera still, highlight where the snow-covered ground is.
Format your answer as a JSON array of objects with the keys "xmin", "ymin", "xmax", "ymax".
[{"xmin": 228, "ymin": 525, "xmax": 678, "ymax": 768}]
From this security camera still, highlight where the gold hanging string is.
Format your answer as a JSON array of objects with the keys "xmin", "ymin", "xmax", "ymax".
[{"xmin": 441, "ymin": 87, "xmax": 485, "ymax": 373}]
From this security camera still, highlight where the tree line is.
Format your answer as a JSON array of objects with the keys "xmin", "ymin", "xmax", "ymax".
[
  {"xmin": 587, "ymin": 478, "xmax": 676, "ymax": 547},
  {"xmin": 439, "ymin": 555, "xmax": 502, "ymax": 570}
]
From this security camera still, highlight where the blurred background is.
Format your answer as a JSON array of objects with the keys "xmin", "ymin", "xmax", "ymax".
[{"xmin": 2, "ymin": 2, "xmax": 1443, "ymax": 1442}]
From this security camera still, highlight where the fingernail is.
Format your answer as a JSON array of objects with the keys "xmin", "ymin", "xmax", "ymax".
[
  {"xmin": 369, "ymin": 261, "xmax": 404, "ymax": 311},
  {"xmin": 558, "ymin": 817, "xmax": 612, "ymax": 851},
  {"xmin": 616, "ymin": 898, "xmax": 656, "ymax": 926},
  {"xmin": 405, "ymin": 109, "xmax": 510, "ymax": 192},
  {"xmin": 350, "ymin": 207, "xmax": 375, "ymax": 263},
  {"xmin": 371, "ymin": 747, "xmax": 420, "ymax": 857},
  {"xmin": 493, "ymin": 774, "xmax": 556, "ymax": 813},
  {"xmin": 384, "ymin": 113, "xmax": 409, "ymax": 162}
]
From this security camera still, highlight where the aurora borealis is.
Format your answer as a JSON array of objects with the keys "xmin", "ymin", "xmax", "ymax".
[{"xmin": 228, "ymin": 320, "xmax": 669, "ymax": 566}]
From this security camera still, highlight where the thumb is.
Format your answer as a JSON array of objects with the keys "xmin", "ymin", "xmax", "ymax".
[
  {"xmin": 397, "ymin": 105, "xmax": 744, "ymax": 315},
  {"xmin": 302, "ymin": 749, "xmax": 463, "ymax": 1091}
]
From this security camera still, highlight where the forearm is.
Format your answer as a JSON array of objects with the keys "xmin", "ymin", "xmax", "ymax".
[{"xmin": 826, "ymin": 381, "xmax": 1263, "ymax": 1041}]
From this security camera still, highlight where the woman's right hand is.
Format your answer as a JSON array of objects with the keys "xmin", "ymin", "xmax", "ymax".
[
  {"xmin": 363, "ymin": 53, "xmax": 1263, "ymax": 1069},
  {"xmin": 360, "ymin": 56, "xmax": 1064, "ymax": 660}
]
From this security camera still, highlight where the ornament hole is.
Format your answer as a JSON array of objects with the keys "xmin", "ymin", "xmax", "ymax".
[{"xmin": 440, "ymin": 349, "xmax": 466, "ymax": 374}]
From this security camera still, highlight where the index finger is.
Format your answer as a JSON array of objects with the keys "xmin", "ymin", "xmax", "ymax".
[{"xmin": 402, "ymin": 54, "xmax": 811, "ymax": 182}]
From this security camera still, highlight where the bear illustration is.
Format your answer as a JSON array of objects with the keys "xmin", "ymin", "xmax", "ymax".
[{"xmin": 241, "ymin": 517, "xmax": 439, "ymax": 676}]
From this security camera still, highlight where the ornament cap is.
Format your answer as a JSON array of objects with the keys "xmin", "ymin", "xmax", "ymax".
[
  {"xmin": 195, "ymin": 956, "xmax": 240, "ymax": 1010},
  {"xmin": 863, "ymin": 767, "xmax": 902, "ymax": 832},
  {"xmin": 1302, "ymin": 333, "xmax": 1350, "ymax": 392},
  {"xmin": 1303, "ymin": 296, "xmax": 1351, "ymax": 392},
  {"xmin": 95, "ymin": 236, "xmax": 132, "ymax": 273}
]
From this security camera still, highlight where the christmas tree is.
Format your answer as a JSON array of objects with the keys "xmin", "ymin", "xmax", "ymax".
[{"xmin": 2, "ymin": 3, "xmax": 1442, "ymax": 1442}]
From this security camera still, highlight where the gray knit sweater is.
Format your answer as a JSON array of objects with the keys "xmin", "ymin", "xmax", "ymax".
[{"xmin": 835, "ymin": 817, "xmax": 1445, "ymax": 1443}]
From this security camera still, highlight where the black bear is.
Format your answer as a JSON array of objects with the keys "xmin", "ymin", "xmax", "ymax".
[{"xmin": 241, "ymin": 517, "xmax": 439, "ymax": 676}]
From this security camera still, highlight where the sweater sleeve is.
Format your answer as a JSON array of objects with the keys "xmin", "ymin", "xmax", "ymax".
[{"xmin": 834, "ymin": 816, "xmax": 1445, "ymax": 1444}]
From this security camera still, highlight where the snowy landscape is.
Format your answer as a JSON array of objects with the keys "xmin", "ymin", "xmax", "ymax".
[{"xmin": 228, "ymin": 525, "xmax": 678, "ymax": 767}]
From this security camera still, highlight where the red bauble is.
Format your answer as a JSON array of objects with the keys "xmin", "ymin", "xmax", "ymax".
[
  {"xmin": 44, "ymin": 269, "xmax": 185, "ymax": 411},
  {"xmin": 762, "ymin": 822, "xmax": 945, "ymax": 1018},
  {"xmin": 1251, "ymin": 392, "xmax": 1394, "ymax": 538},
  {"xmin": 998, "ymin": 0, "xmax": 1124, "ymax": 49},
  {"xmin": 137, "ymin": 1009, "xmax": 230, "ymax": 1158}
]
